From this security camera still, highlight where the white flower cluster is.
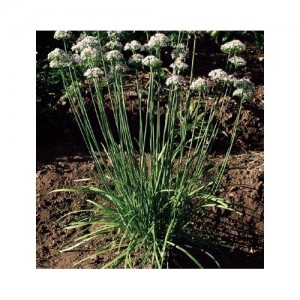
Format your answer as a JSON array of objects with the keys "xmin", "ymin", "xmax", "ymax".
[
  {"xmin": 107, "ymin": 31, "xmax": 123, "ymax": 40},
  {"xmin": 233, "ymin": 78, "xmax": 254, "ymax": 100},
  {"xmin": 71, "ymin": 36, "xmax": 99, "ymax": 53},
  {"xmin": 166, "ymin": 75, "xmax": 185, "ymax": 87},
  {"xmin": 170, "ymin": 44, "xmax": 189, "ymax": 74},
  {"xmin": 145, "ymin": 33, "xmax": 169, "ymax": 50},
  {"xmin": 221, "ymin": 40, "xmax": 246, "ymax": 55},
  {"xmin": 48, "ymin": 48, "xmax": 71, "ymax": 68},
  {"xmin": 124, "ymin": 40, "xmax": 142, "ymax": 52},
  {"xmin": 105, "ymin": 40, "xmax": 123, "ymax": 51},
  {"xmin": 142, "ymin": 55, "xmax": 162, "ymax": 69},
  {"xmin": 190, "ymin": 77, "xmax": 210, "ymax": 92},
  {"xmin": 232, "ymin": 89, "xmax": 253, "ymax": 100},
  {"xmin": 105, "ymin": 50, "xmax": 124, "ymax": 63},
  {"xmin": 171, "ymin": 43, "xmax": 189, "ymax": 60},
  {"xmin": 229, "ymin": 56, "xmax": 247, "ymax": 67},
  {"xmin": 208, "ymin": 69, "xmax": 235, "ymax": 84},
  {"xmin": 234, "ymin": 78, "xmax": 254, "ymax": 90},
  {"xmin": 54, "ymin": 31, "xmax": 72, "ymax": 40},
  {"xmin": 128, "ymin": 54, "xmax": 144, "ymax": 66},
  {"xmin": 80, "ymin": 47, "xmax": 100, "ymax": 61},
  {"xmin": 84, "ymin": 67, "xmax": 104, "ymax": 79},
  {"xmin": 170, "ymin": 58, "xmax": 188, "ymax": 72}
]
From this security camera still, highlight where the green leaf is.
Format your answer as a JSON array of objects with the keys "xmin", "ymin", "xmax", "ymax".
[
  {"xmin": 49, "ymin": 188, "xmax": 80, "ymax": 194},
  {"xmin": 167, "ymin": 241, "xmax": 203, "ymax": 268}
]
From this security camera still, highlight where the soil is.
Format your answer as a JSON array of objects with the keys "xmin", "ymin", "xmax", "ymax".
[{"xmin": 36, "ymin": 32, "xmax": 264, "ymax": 268}]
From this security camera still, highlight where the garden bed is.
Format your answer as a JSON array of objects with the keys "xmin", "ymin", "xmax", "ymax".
[
  {"xmin": 36, "ymin": 145, "xmax": 263, "ymax": 268},
  {"xmin": 36, "ymin": 31, "xmax": 264, "ymax": 268}
]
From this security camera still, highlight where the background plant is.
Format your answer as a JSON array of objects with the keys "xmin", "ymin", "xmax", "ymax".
[
  {"xmin": 47, "ymin": 31, "xmax": 255, "ymax": 268},
  {"xmin": 206, "ymin": 31, "xmax": 264, "ymax": 50}
]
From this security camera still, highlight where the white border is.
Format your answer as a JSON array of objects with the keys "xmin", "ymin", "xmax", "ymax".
[{"xmin": 1, "ymin": 0, "xmax": 300, "ymax": 299}]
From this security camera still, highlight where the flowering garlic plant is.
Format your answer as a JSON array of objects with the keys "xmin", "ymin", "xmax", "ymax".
[
  {"xmin": 208, "ymin": 69, "xmax": 231, "ymax": 82},
  {"xmin": 124, "ymin": 40, "xmax": 142, "ymax": 53},
  {"xmin": 71, "ymin": 35, "xmax": 99, "ymax": 53},
  {"xmin": 170, "ymin": 58, "xmax": 189, "ymax": 73},
  {"xmin": 107, "ymin": 31, "xmax": 123, "ymax": 41},
  {"xmin": 171, "ymin": 43, "xmax": 189, "ymax": 60},
  {"xmin": 105, "ymin": 40, "xmax": 123, "ymax": 51},
  {"xmin": 228, "ymin": 56, "xmax": 246, "ymax": 67},
  {"xmin": 142, "ymin": 55, "xmax": 162, "ymax": 69},
  {"xmin": 105, "ymin": 50, "xmax": 124, "ymax": 64},
  {"xmin": 128, "ymin": 53, "xmax": 144, "ymax": 66},
  {"xmin": 143, "ymin": 33, "xmax": 169, "ymax": 57},
  {"xmin": 145, "ymin": 33, "xmax": 169, "ymax": 50},
  {"xmin": 165, "ymin": 74, "xmax": 185, "ymax": 87},
  {"xmin": 220, "ymin": 39, "xmax": 246, "ymax": 55},
  {"xmin": 232, "ymin": 78, "xmax": 255, "ymax": 100},
  {"xmin": 190, "ymin": 77, "xmax": 210, "ymax": 93},
  {"xmin": 80, "ymin": 46, "xmax": 100, "ymax": 60},
  {"xmin": 48, "ymin": 31, "xmax": 254, "ymax": 269},
  {"xmin": 84, "ymin": 67, "xmax": 104, "ymax": 79},
  {"xmin": 54, "ymin": 30, "xmax": 72, "ymax": 40},
  {"xmin": 47, "ymin": 48, "xmax": 71, "ymax": 68}
]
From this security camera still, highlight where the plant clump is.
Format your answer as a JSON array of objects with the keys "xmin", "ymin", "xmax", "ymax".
[{"xmin": 48, "ymin": 31, "xmax": 255, "ymax": 269}]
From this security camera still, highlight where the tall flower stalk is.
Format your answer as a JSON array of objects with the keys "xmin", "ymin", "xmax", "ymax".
[{"xmin": 48, "ymin": 31, "xmax": 252, "ymax": 268}]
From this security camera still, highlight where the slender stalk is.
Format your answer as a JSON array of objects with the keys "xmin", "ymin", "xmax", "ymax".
[{"xmin": 189, "ymin": 34, "xmax": 197, "ymax": 84}]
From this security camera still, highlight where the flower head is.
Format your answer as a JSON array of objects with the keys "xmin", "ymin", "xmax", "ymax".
[
  {"xmin": 124, "ymin": 40, "xmax": 142, "ymax": 52},
  {"xmin": 171, "ymin": 44, "xmax": 189, "ymax": 60},
  {"xmin": 170, "ymin": 58, "xmax": 188, "ymax": 72},
  {"xmin": 54, "ymin": 31, "xmax": 72, "ymax": 40},
  {"xmin": 145, "ymin": 33, "xmax": 169, "ymax": 50},
  {"xmin": 71, "ymin": 36, "xmax": 99, "ymax": 53},
  {"xmin": 232, "ymin": 88, "xmax": 254, "ymax": 100},
  {"xmin": 105, "ymin": 40, "xmax": 123, "ymax": 51},
  {"xmin": 48, "ymin": 48, "xmax": 71, "ymax": 68},
  {"xmin": 142, "ymin": 55, "xmax": 162, "ymax": 69},
  {"xmin": 84, "ymin": 67, "xmax": 104, "ymax": 79},
  {"xmin": 107, "ymin": 31, "xmax": 123, "ymax": 40},
  {"xmin": 128, "ymin": 54, "xmax": 144, "ymax": 66},
  {"xmin": 233, "ymin": 78, "xmax": 254, "ymax": 100},
  {"xmin": 228, "ymin": 56, "xmax": 247, "ymax": 67},
  {"xmin": 166, "ymin": 75, "xmax": 185, "ymax": 87},
  {"xmin": 221, "ymin": 40, "xmax": 246, "ymax": 55},
  {"xmin": 234, "ymin": 78, "xmax": 254, "ymax": 90},
  {"xmin": 105, "ymin": 50, "xmax": 124, "ymax": 64},
  {"xmin": 209, "ymin": 69, "xmax": 228, "ymax": 81},
  {"xmin": 190, "ymin": 77, "xmax": 210, "ymax": 92},
  {"xmin": 80, "ymin": 46, "xmax": 100, "ymax": 60},
  {"xmin": 208, "ymin": 69, "xmax": 236, "ymax": 85}
]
